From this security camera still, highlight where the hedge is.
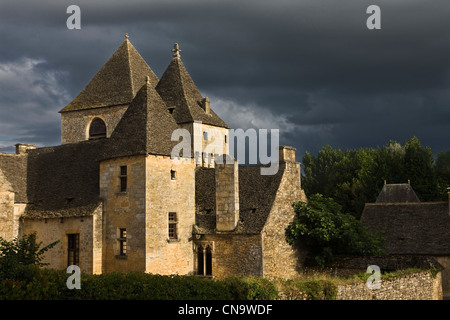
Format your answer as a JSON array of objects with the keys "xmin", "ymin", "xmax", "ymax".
[{"xmin": 0, "ymin": 266, "xmax": 278, "ymax": 300}]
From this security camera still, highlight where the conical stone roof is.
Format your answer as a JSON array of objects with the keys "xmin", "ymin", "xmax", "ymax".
[{"xmin": 60, "ymin": 38, "xmax": 159, "ymax": 112}]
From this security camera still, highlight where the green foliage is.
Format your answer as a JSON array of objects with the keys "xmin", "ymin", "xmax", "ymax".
[
  {"xmin": 435, "ymin": 151, "xmax": 450, "ymax": 200},
  {"xmin": 0, "ymin": 232, "xmax": 60, "ymax": 281},
  {"xmin": 286, "ymin": 194, "xmax": 385, "ymax": 267},
  {"xmin": 222, "ymin": 276, "xmax": 278, "ymax": 300},
  {"xmin": 302, "ymin": 137, "xmax": 444, "ymax": 219},
  {"xmin": 296, "ymin": 280, "xmax": 337, "ymax": 300},
  {"xmin": 0, "ymin": 267, "xmax": 278, "ymax": 300}
]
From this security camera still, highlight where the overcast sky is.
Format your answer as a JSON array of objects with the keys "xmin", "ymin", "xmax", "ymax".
[{"xmin": 1, "ymin": 0, "xmax": 450, "ymax": 160}]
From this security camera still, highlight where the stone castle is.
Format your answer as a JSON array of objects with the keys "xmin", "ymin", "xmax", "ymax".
[{"xmin": 0, "ymin": 36, "xmax": 307, "ymax": 278}]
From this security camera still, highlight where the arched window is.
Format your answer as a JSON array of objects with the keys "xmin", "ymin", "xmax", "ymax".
[
  {"xmin": 89, "ymin": 118, "xmax": 106, "ymax": 139},
  {"xmin": 205, "ymin": 245, "xmax": 212, "ymax": 276},
  {"xmin": 197, "ymin": 245, "xmax": 204, "ymax": 276},
  {"xmin": 196, "ymin": 244, "xmax": 213, "ymax": 276}
]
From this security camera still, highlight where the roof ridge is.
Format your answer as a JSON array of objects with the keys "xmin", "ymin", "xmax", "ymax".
[
  {"xmin": 125, "ymin": 39, "xmax": 134, "ymax": 100},
  {"xmin": 173, "ymin": 57, "xmax": 195, "ymax": 116},
  {"xmin": 60, "ymin": 38, "xmax": 159, "ymax": 113}
]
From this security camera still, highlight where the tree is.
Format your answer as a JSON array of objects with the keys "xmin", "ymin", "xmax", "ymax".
[
  {"xmin": 0, "ymin": 232, "xmax": 59, "ymax": 281},
  {"xmin": 435, "ymin": 151, "xmax": 450, "ymax": 200},
  {"xmin": 302, "ymin": 137, "xmax": 443, "ymax": 219},
  {"xmin": 285, "ymin": 194, "xmax": 384, "ymax": 267},
  {"xmin": 402, "ymin": 136, "xmax": 437, "ymax": 201}
]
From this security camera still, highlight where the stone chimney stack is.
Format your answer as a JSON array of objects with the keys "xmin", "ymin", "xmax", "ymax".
[
  {"xmin": 15, "ymin": 143, "xmax": 36, "ymax": 154},
  {"xmin": 279, "ymin": 146, "xmax": 296, "ymax": 162},
  {"xmin": 215, "ymin": 155, "xmax": 239, "ymax": 232},
  {"xmin": 201, "ymin": 97, "xmax": 211, "ymax": 114}
]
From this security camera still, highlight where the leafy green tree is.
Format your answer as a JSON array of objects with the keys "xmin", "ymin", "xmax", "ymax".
[
  {"xmin": 402, "ymin": 136, "xmax": 437, "ymax": 201},
  {"xmin": 285, "ymin": 194, "xmax": 384, "ymax": 267},
  {"xmin": 302, "ymin": 137, "xmax": 443, "ymax": 219},
  {"xmin": 435, "ymin": 151, "xmax": 450, "ymax": 200},
  {"xmin": 0, "ymin": 232, "xmax": 59, "ymax": 281}
]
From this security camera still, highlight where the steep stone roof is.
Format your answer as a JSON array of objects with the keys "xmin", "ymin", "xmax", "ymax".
[
  {"xmin": 195, "ymin": 164, "xmax": 284, "ymax": 234},
  {"xmin": 99, "ymin": 81, "xmax": 180, "ymax": 159},
  {"xmin": 361, "ymin": 202, "xmax": 450, "ymax": 255},
  {"xmin": 60, "ymin": 38, "xmax": 159, "ymax": 112},
  {"xmin": 21, "ymin": 139, "xmax": 106, "ymax": 219},
  {"xmin": 0, "ymin": 153, "xmax": 28, "ymax": 203},
  {"xmin": 376, "ymin": 183, "xmax": 420, "ymax": 203},
  {"xmin": 156, "ymin": 54, "xmax": 229, "ymax": 128}
]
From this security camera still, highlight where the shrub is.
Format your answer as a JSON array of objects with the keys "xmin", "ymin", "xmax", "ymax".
[
  {"xmin": 0, "ymin": 233, "xmax": 59, "ymax": 281},
  {"xmin": 0, "ymin": 268, "xmax": 278, "ymax": 300},
  {"xmin": 286, "ymin": 194, "xmax": 385, "ymax": 267}
]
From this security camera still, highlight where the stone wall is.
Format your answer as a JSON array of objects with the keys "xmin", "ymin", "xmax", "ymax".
[
  {"xmin": 0, "ymin": 191, "xmax": 15, "ymax": 241},
  {"xmin": 144, "ymin": 155, "xmax": 196, "ymax": 275},
  {"xmin": 61, "ymin": 104, "xmax": 128, "ymax": 144},
  {"xmin": 100, "ymin": 155, "xmax": 147, "ymax": 273},
  {"xmin": 277, "ymin": 271, "xmax": 442, "ymax": 300},
  {"xmin": 261, "ymin": 149, "xmax": 308, "ymax": 279},
  {"xmin": 21, "ymin": 212, "xmax": 101, "ymax": 274},
  {"xmin": 436, "ymin": 256, "xmax": 450, "ymax": 298},
  {"xmin": 337, "ymin": 271, "xmax": 443, "ymax": 300},
  {"xmin": 198, "ymin": 233, "xmax": 263, "ymax": 278},
  {"xmin": 0, "ymin": 169, "xmax": 15, "ymax": 240},
  {"xmin": 215, "ymin": 159, "xmax": 239, "ymax": 232}
]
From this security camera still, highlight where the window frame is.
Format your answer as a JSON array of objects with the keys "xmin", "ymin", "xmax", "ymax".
[
  {"xmin": 119, "ymin": 165, "xmax": 127, "ymax": 193},
  {"xmin": 118, "ymin": 228, "xmax": 127, "ymax": 256},
  {"xmin": 67, "ymin": 233, "xmax": 80, "ymax": 267},
  {"xmin": 88, "ymin": 118, "xmax": 107, "ymax": 140},
  {"xmin": 168, "ymin": 212, "xmax": 178, "ymax": 241}
]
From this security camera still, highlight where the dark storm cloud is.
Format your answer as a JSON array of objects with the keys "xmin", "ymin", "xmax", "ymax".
[{"xmin": 0, "ymin": 0, "xmax": 450, "ymax": 158}]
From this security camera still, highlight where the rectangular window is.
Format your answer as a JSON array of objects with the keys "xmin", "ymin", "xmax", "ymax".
[
  {"xmin": 168, "ymin": 212, "xmax": 177, "ymax": 240},
  {"xmin": 203, "ymin": 131, "xmax": 208, "ymax": 141},
  {"xmin": 118, "ymin": 228, "xmax": 127, "ymax": 256},
  {"xmin": 170, "ymin": 170, "xmax": 176, "ymax": 180},
  {"xmin": 224, "ymin": 135, "xmax": 227, "ymax": 143},
  {"xmin": 67, "ymin": 234, "xmax": 79, "ymax": 266},
  {"xmin": 119, "ymin": 165, "xmax": 127, "ymax": 192}
]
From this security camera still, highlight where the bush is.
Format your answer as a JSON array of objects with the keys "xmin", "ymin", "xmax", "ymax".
[
  {"xmin": 286, "ymin": 194, "xmax": 385, "ymax": 267},
  {"xmin": 296, "ymin": 280, "xmax": 337, "ymax": 300},
  {"xmin": 0, "ymin": 232, "xmax": 59, "ymax": 281},
  {"xmin": 0, "ymin": 268, "xmax": 278, "ymax": 300}
]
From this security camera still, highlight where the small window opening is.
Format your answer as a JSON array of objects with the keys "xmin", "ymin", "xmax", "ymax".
[
  {"xmin": 168, "ymin": 212, "xmax": 178, "ymax": 240},
  {"xmin": 89, "ymin": 118, "xmax": 107, "ymax": 140},
  {"xmin": 119, "ymin": 166, "xmax": 127, "ymax": 192},
  {"xmin": 67, "ymin": 233, "xmax": 80, "ymax": 266},
  {"xmin": 171, "ymin": 170, "xmax": 176, "ymax": 180},
  {"xmin": 203, "ymin": 131, "xmax": 208, "ymax": 141},
  {"xmin": 118, "ymin": 228, "xmax": 127, "ymax": 256}
]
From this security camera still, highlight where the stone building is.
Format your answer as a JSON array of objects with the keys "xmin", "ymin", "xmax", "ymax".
[
  {"xmin": 0, "ymin": 36, "xmax": 307, "ymax": 278},
  {"xmin": 361, "ymin": 183, "xmax": 450, "ymax": 298}
]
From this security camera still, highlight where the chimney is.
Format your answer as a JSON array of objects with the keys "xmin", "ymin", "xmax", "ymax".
[
  {"xmin": 279, "ymin": 146, "xmax": 296, "ymax": 162},
  {"xmin": 15, "ymin": 143, "xmax": 36, "ymax": 154},
  {"xmin": 201, "ymin": 97, "xmax": 211, "ymax": 114},
  {"xmin": 215, "ymin": 155, "xmax": 239, "ymax": 232}
]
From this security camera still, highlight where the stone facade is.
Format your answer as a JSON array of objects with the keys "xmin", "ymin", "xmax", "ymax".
[
  {"xmin": 337, "ymin": 271, "xmax": 443, "ymax": 300},
  {"xmin": 61, "ymin": 104, "xmax": 128, "ymax": 144},
  {"xmin": 262, "ymin": 151, "xmax": 308, "ymax": 279},
  {"xmin": 144, "ymin": 155, "xmax": 195, "ymax": 275},
  {"xmin": 21, "ymin": 207, "xmax": 102, "ymax": 274},
  {"xmin": 198, "ymin": 234, "xmax": 263, "ymax": 278},
  {"xmin": 100, "ymin": 155, "xmax": 147, "ymax": 273},
  {"xmin": 0, "ymin": 38, "xmax": 307, "ymax": 281},
  {"xmin": 277, "ymin": 271, "xmax": 443, "ymax": 300}
]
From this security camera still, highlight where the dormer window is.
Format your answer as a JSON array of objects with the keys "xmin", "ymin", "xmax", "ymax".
[{"xmin": 89, "ymin": 118, "xmax": 107, "ymax": 139}]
